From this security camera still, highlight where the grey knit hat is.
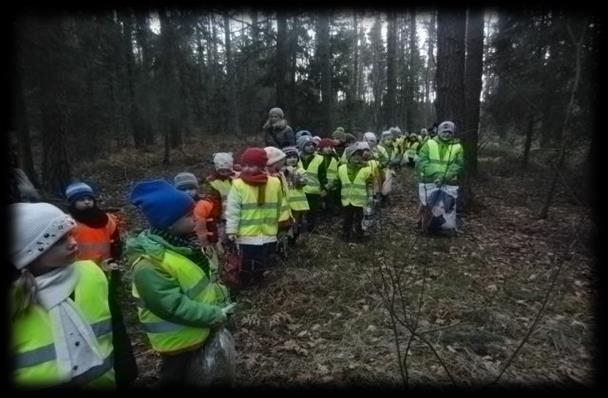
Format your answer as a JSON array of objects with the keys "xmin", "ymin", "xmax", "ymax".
[
  {"xmin": 297, "ymin": 135, "xmax": 315, "ymax": 152},
  {"xmin": 173, "ymin": 172, "xmax": 199, "ymax": 190}
]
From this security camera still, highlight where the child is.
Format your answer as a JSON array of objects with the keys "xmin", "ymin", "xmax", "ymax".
[
  {"xmin": 296, "ymin": 135, "xmax": 327, "ymax": 232},
  {"xmin": 64, "ymin": 181, "xmax": 138, "ymax": 387},
  {"xmin": 337, "ymin": 143, "xmax": 374, "ymax": 242},
  {"xmin": 225, "ymin": 148, "xmax": 287, "ymax": 285},
  {"xmin": 378, "ymin": 131, "xmax": 399, "ymax": 206},
  {"xmin": 331, "ymin": 127, "xmax": 347, "ymax": 158},
  {"xmin": 205, "ymin": 153, "xmax": 235, "ymax": 221},
  {"xmin": 264, "ymin": 147, "xmax": 296, "ymax": 258},
  {"xmin": 318, "ymin": 138, "xmax": 340, "ymax": 218},
  {"xmin": 127, "ymin": 180, "xmax": 234, "ymax": 386},
  {"xmin": 10, "ymin": 203, "xmax": 116, "ymax": 388},
  {"xmin": 403, "ymin": 133, "xmax": 421, "ymax": 167},
  {"xmin": 282, "ymin": 146, "xmax": 309, "ymax": 245},
  {"xmin": 173, "ymin": 172, "xmax": 201, "ymax": 200},
  {"xmin": 174, "ymin": 172, "xmax": 222, "ymax": 273}
]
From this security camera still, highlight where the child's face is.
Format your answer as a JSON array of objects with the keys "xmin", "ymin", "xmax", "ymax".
[
  {"xmin": 350, "ymin": 152, "xmax": 364, "ymax": 165},
  {"xmin": 383, "ymin": 137, "xmax": 393, "ymax": 146},
  {"xmin": 241, "ymin": 164, "xmax": 261, "ymax": 174},
  {"xmin": 217, "ymin": 168, "xmax": 233, "ymax": 178},
  {"xmin": 286, "ymin": 155, "xmax": 298, "ymax": 166},
  {"xmin": 169, "ymin": 210, "xmax": 196, "ymax": 236},
  {"xmin": 31, "ymin": 232, "xmax": 79, "ymax": 271},
  {"xmin": 303, "ymin": 143, "xmax": 316, "ymax": 154},
  {"xmin": 182, "ymin": 188, "xmax": 199, "ymax": 199},
  {"xmin": 320, "ymin": 147, "xmax": 333, "ymax": 155},
  {"xmin": 362, "ymin": 150, "xmax": 371, "ymax": 161},
  {"xmin": 74, "ymin": 196, "xmax": 95, "ymax": 210}
]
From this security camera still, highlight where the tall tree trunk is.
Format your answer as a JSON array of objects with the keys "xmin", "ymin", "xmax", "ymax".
[
  {"xmin": 407, "ymin": 10, "xmax": 418, "ymax": 132},
  {"xmin": 318, "ymin": 12, "xmax": 332, "ymax": 134},
  {"xmin": 539, "ymin": 21, "xmax": 587, "ymax": 219},
  {"xmin": 120, "ymin": 9, "xmax": 145, "ymax": 148},
  {"xmin": 464, "ymin": 9, "xmax": 484, "ymax": 177},
  {"xmin": 40, "ymin": 94, "xmax": 71, "ymax": 195},
  {"xmin": 224, "ymin": 12, "xmax": 241, "ymax": 135},
  {"xmin": 436, "ymin": 10, "xmax": 466, "ymax": 132},
  {"xmin": 135, "ymin": 11, "xmax": 155, "ymax": 145},
  {"xmin": 276, "ymin": 12, "xmax": 288, "ymax": 110},
  {"xmin": 386, "ymin": 11, "xmax": 397, "ymax": 127},
  {"xmin": 159, "ymin": 8, "xmax": 181, "ymax": 150},
  {"xmin": 428, "ymin": 11, "xmax": 437, "ymax": 123},
  {"xmin": 521, "ymin": 112, "xmax": 535, "ymax": 170},
  {"xmin": 288, "ymin": 16, "xmax": 299, "ymax": 117},
  {"xmin": 353, "ymin": 12, "xmax": 359, "ymax": 101},
  {"xmin": 13, "ymin": 72, "xmax": 40, "ymax": 188}
]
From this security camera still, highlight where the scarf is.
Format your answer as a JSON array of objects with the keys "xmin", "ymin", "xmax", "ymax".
[
  {"xmin": 68, "ymin": 204, "xmax": 109, "ymax": 228},
  {"xmin": 239, "ymin": 170, "xmax": 268, "ymax": 205},
  {"xmin": 149, "ymin": 227, "xmax": 210, "ymax": 276},
  {"xmin": 35, "ymin": 266, "xmax": 105, "ymax": 382}
]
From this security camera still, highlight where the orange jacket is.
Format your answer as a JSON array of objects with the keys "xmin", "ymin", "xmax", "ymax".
[
  {"xmin": 72, "ymin": 213, "xmax": 118, "ymax": 264},
  {"xmin": 194, "ymin": 199, "xmax": 220, "ymax": 244}
]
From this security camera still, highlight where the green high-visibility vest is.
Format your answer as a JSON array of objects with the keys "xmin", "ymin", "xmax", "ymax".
[
  {"xmin": 12, "ymin": 261, "xmax": 115, "ymax": 388},
  {"xmin": 285, "ymin": 169, "xmax": 310, "ymax": 211},
  {"xmin": 298, "ymin": 155, "xmax": 324, "ymax": 194},
  {"xmin": 421, "ymin": 138, "xmax": 463, "ymax": 180},
  {"xmin": 338, "ymin": 164, "xmax": 372, "ymax": 207},
  {"xmin": 132, "ymin": 250, "xmax": 230, "ymax": 355},
  {"xmin": 233, "ymin": 176, "xmax": 283, "ymax": 236}
]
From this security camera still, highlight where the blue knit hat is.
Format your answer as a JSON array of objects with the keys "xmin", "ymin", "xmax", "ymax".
[
  {"xmin": 65, "ymin": 182, "xmax": 95, "ymax": 203},
  {"xmin": 130, "ymin": 180, "xmax": 195, "ymax": 230}
]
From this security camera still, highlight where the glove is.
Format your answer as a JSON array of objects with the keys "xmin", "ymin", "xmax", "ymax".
[{"xmin": 221, "ymin": 303, "xmax": 237, "ymax": 317}]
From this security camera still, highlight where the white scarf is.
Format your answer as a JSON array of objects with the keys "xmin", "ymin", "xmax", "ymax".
[{"xmin": 35, "ymin": 265, "xmax": 105, "ymax": 381}]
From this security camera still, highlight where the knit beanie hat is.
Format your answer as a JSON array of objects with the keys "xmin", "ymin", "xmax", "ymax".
[
  {"xmin": 332, "ymin": 130, "xmax": 346, "ymax": 141},
  {"xmin": 10, "ymin": 202, "xmax": 77, "ymax": 270},
  {"xmin": 295, "ymin": 130, "xmax": 312, "ymax": 141},
  {"xmin": 312, "ymin": 136, "xmax": 322, "ymax": 145},
  {"xmin": 363, "ymin": 132, "xmax": 377, "ymax": 144},
  {"xmin": 319, "ymin": 138, "xmax": 335, "ymax": 150},
  {"xmin": 240, "ymin": 147, "xmax": 268, "ymax": 168},
  {"xmin": 381, "ymin": 130, "xmax": 393, "ymax": 140},
  {"xmin": 130, "ymin": 179, "xmax": 195, "ymax": 230},
  {"xmin": 344, "ymin": 133, "xmax": 356, "ymax": 144},
  {"xmin": 264, "ymin": 146, "xmax": 287, "ymax": 166},
  {"xmin": 65, "ymin": 182, "xmax": 95, "ymax": 203},
  {"xmin": 297, "ymin": 135, "xmax": 314, "ymax": 152},
  {"xmin": 438, "ymin": 121, "xmax": 455, "ymax": 134},
  {"xmin": 268, "ymin": 107, "xmax": 284, "ymax": 119},
  {"xmin": 213, "ymin": 152, "xmax": 234, "ymax": 171},
  {"xmin": 282, "ymin": 146, "xmax": 299, "ymax": 157},
  {"xmin": 174, "ymin": 172, "xmax": 199, "ymax": 191}
]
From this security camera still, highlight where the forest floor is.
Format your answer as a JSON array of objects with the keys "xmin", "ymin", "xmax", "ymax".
[{"xmin": 78, "ymin": 136, "xmax": 597, "ymax": 388}]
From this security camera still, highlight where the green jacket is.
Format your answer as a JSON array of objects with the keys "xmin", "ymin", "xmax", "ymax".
[
  {"xmin": 125, "ymin": 230, "xmax": 225, "ymax": 329},
  {"xmin": 416, "ymin": 137, "xmax": 464, "ymax": 184}
]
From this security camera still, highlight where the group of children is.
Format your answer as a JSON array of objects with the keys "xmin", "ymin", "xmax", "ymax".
[{"xmin": 10, "ymin": 117, "xmax": 464, "ymax": 388}]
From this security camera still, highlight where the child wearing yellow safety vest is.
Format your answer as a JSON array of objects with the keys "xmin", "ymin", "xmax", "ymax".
[
  {"xmin": 282, "ymin": 146, "xmax": 310, "ymax": 245},
  {"xmin": 127, "ymin": 180, "xmax": 234, "ymax": 387},
  {"xmin": 318, "ymin": 138, "xmax": 340, "ymax": 218},
  {"xmin": 296, "ymin": 136, "xmax": 327, "ymax": 232},
  {"xmin": 225, "ymin": 148, "xmax": 290, "ymax": 285},
  {"xmin": 10, "ymin": 203, "xmax": 117, "ymax": 388},
  {"xmin": 338, "ymin": 142, "xmax": 375, "ymax": 242}
]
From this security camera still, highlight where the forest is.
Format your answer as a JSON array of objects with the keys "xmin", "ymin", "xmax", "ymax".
[{"xmin": 9, "ymin": 5, "xmax": 599, "ymax": 388}]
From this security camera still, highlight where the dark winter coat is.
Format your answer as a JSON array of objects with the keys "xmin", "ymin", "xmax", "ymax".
[{"xmin": 263, "ymin": 119, "xmax": 295, "ymax": 148}]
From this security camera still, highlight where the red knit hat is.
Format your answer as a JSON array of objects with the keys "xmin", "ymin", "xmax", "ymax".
[
  {"xmin": 240, "ymin": 147, "xmax": 268, "ymax": 168},
  {"xmin": 319, "ymin": 138, "xmax": 335, "ymax": 149}
]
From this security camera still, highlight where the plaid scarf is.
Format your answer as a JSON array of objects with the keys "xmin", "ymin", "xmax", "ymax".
[{"xmin": 150, "ymin": 227, "xmax": 210, "ymax": 276}]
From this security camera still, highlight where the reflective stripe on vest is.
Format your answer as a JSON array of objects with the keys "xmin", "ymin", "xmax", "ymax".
[
  {"xmin": 427, "ymin": 139, "xmax": 462, "ymax": 165},
  {"xmin": 232, "ymin": 177, "xmax": 282, "ymax": 237},
  {"xmin": 338, "ymin": 164, "xmax": 372, "ymax": 207},
  {"xmin": 72, "ymin": 216, "xmax": 116, "ymax": 264},
  {"xmin": 12, "ymin": 260, "xmax": 115, "ymax": 387},
  {"xmin": 298, "ymin": 155, "xmax": 324, "ymax": 194},
  {"xmin": 132, "ymin": 250, "xmax": 230, "ymax": 354}
]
